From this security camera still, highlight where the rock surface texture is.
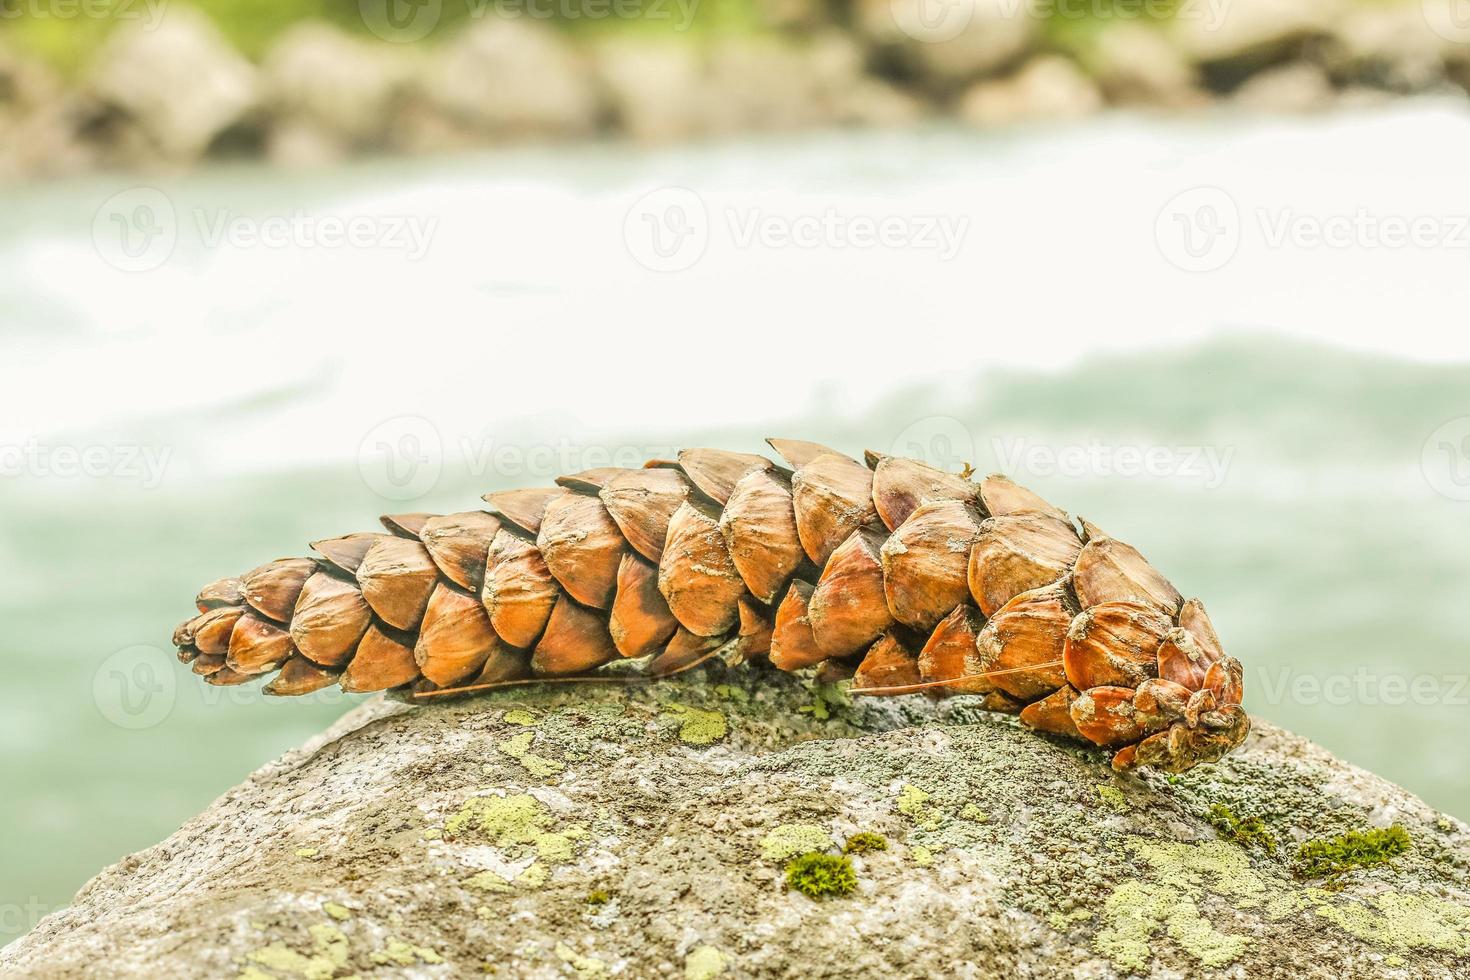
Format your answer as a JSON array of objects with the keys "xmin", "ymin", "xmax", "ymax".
[{"xmin": 5, "ymin": 670, "xmax": 1470, "ymax": 978}]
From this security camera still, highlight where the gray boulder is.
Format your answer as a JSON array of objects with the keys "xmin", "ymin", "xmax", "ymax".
[
  {"xmin": 4, "ymin": 669, "xmax": 1469, "ymax": 978},
  {"xmin": 84, "ymin": 6, "xmax": 258, "ymax": 164},
  {"xmin": 412, "ymin": 18, "xmax": 601, "ymax": 144}
]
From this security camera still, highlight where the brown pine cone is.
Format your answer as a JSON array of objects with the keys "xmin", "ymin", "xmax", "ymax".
[{"xmin": 173, "ymin": 440, "xmax": 1248, "ymax": 773}]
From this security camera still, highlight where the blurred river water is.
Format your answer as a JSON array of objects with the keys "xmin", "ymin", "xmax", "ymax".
[{"xmin": 3, "ymin": 101, "xmax": 1470, "ymax": 945}]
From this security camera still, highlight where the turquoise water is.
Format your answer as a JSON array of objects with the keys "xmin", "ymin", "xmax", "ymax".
[{"xmin": 4, "ymin": 107, "xmax": 1470, "ymax": 945}]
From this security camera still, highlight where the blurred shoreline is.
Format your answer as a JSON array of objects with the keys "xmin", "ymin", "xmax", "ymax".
[{"xmin": 3, "ymin": 0, "xmax": 1470, "ymax": 181}]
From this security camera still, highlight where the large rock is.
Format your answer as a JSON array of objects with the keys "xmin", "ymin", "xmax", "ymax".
[
  {"xmin": 594, "ymin": 34, "xmax": 922, "ymax": 143},
  {"xmin": 855, "ymin": 0, "xmax": 1040, "ymax": 90},
  {"xmin": 412, "ymin": 18, "xmax": 600, "ymax": 144},
  {"xmin": 0, "ymin": 41, "xmax": 87, "ymax": 180},
  {"xmin": 958, "ymin": 55, "xmax": 1103, "ymax": 128},
  {"xmin": 261, "ymin": 22, "xmax": 418, "ymax": 165},
  {"xmin": 1173, "ymin": 0, "xmax": 1344, "ymax": 82},
  {"xmin": 1082, "ymin": 23, "xmax": 1207, "ymax": 108},
  {"xmin": 4, "ymin": 669, "xmax": 1470, "ymax": 978},
  {"xmin": 84, "ymin": 6, "xmax": 258, "ymax": 164}
]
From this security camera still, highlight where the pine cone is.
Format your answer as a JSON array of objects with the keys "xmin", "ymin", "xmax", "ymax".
[{"xmin": 173, "ymin": 440, "xmax": 1248, "ymax": 773}]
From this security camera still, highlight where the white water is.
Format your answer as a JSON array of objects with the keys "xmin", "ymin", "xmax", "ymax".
[{"xmin": 3, "ymin": 100, "xmax": 1469, "ymax": 484}]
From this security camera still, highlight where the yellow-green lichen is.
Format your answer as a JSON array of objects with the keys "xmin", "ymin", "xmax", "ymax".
[
  {"xmin": 712, "ymin": 684, "xmax": 748, "ymax": 703},
  {"xmin": 843, "ymin": 832, "xmax": 888, "ymax": 855},
  {"xmin": 1313, "ymin": 891, "xmax": 1470, "ymax": 955},
  {"xmin": 369, "ymin": 937, "xmax": 443, "ymax": 966},
  {"xmin": 1047, "ymin": 909, "xmax": 1094, "ymax": 929},
  {"xmin": 503, "ymin": 709, "xmax": 537, "ymax": 725},
  {"xmin": 1295, "ymin": 826, "xmax": 1411, "ymax": 881},
  {"xmin": 911, "ymin": 845, "xmax": 934, "ymax": 867},
  {"xmin": 759, "ymin": 823, "xmax": 834, "ymax": 862},
  {"xmin": 445, "ymin": 793, "xmax": 586, "ymax": 891},
  {"xmin": 959, "ymin": 804, "xmax": 989, "ymax": 823},
  {"xmin": 1094, "ymin": 881, "xmax": 1247, "ymax": 973},
  {"xmin": 684, "ymin": 944, "xmax": 727, "ymax": 979},
  {"xmin": 896, "ymin": 784, "xmax": 943, "ymax": 831},
  {"xmin": 321, "ymin": 902, "xmax": 351, "ymax": 922},
  {"xmin": 586, "ymin": 888, "xmax": 611, "ymax": 906},
  {"xmin": 784, "ymin": 853, "xmax": 857, "ymax": 899},
  {"xmin": 293, "ymin": 848, "xmax": 319, "ymax": 859},
  {"xmin": 1097, "ymin": 785, "xmax": 1129, "ymax": 812},
  {"xmin": 555, "ymin": 942, "xmax": 607, "ymax": 978},
  {"xmin": 1129, "ymin": 838, "xmax": 1268, "ymax": 907},
  {"xmin": 497, "ymin": 730, "xmax": 566, "ymax": 778},
  {"xmin": 663, "ymin": 703, "xmax": 727, "ymax": 745},
  {"xmin": 244, "ymin": 924, "xmax": 349, "ymax": 980}
]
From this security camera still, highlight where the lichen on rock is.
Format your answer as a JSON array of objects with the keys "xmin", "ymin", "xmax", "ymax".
[{"xmin": 5, "ymin": 667, "xmax": 1470, "ymax": 979}]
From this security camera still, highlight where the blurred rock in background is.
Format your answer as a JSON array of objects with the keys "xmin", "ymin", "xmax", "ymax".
[{"xmin": 0, "ymin": 0, "xmax": 1466, "ymax": 179}]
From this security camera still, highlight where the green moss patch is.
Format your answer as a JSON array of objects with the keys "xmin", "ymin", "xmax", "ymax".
[
  {"xmin": 843, "ymin": 832, "xmax": 887, "ymax": 855},
  {"xmin": 784, "ymin": 853, "xmax": 857, "ymax": 899},
  {"xmin": 1207, "ymin": 804, "xmax": 1279, "ymax": 856},
  {"xmin": 1295, "ymin": 826, "xmax": 1411, "ymax": 881}
]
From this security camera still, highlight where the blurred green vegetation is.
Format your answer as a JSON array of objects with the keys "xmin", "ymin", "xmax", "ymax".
[
  {"xmin": 1, "ymin": 0, "xmax": 770, "ymax": 75},
  {"xmin": 0, "ymin": 0, "xmax": 1196, "ymax": 77}
]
